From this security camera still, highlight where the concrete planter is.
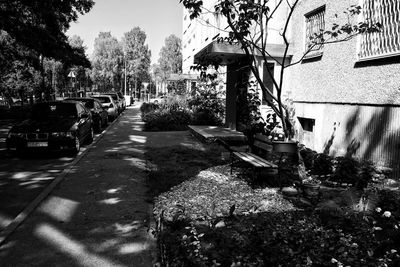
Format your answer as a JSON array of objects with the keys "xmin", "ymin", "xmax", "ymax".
[{"xmin": 272, "ymin": 140, "xmax": 298, "ymax": 153}]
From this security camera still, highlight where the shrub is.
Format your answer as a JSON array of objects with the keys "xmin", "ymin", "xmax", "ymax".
[
  {"xmin": 143, "ymin": 109, "xmax": 192, "ymax": 131},
  {"xmin": 332, "ymin": 156, "xmax": 360, "ymax": 185},
  {"xmin": 299, "ymin": 145, "xmax": 317, "ymax": 170},
  {"xmin": 188, "ymin": 85, "xmax": 225, "ymax": 126},
  {"xmin": 191, "ymin": 110, "xmax": 223, "ymax": 126},
  {"xmin": 140, "ymin": 102, "xmax": 159, "ymax": 120},
  {"xmin": 312, "ymin": 153, "xmax": 333, "ymax": 176}
]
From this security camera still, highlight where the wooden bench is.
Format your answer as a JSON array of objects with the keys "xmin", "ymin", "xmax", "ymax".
[{"xmin": 218, "ymin": 134, "xmax": 278, "ymax": 179}]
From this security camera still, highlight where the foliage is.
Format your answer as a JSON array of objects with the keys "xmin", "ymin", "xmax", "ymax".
[
  {"xmin": 143, "ymin": 98, "xmax": 192, "ymax": 131},
  {"xmin": 91, "ymin": 32, "xmax": 123, "ymax": 91},
  {"xmin": 122, "ymin": 27, "xmax": 151, "ymax": 93},
  {"xmin": 299, "ymin": 145, "xmax": 317, "ymax": 170},
  {"xmin": 140, "ymin": 102, "xmax": 159, "ymax": 120},
  {"xmin": 332, "ymin": 156, "xmax": 361, "ymax": 185},
  {"xmin": 188, "ymin": 80, "xmax": 225, "ymax": 126},
  {"xmin": 181, "ymin": 0, "xmax": 381, "ymax": 139},
  {"xmin": 0, "ymin": 0, "xmax": 93, "ymax": 67},
  {"xmin": 158, "ymin": 34, "xmax": 182, "ymax": 81},
  {"xmin": 143, "ymin": 110, "xmax": 191, "ymax": 131},
  {"xmin": 312, "ymin": 153, "xmax": 333, "ymax": 176}
]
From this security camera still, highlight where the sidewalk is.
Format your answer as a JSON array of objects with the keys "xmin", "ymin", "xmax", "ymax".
[{"xmin": 0, "ymin": 105, "xmax": 157, "ymax": 266}]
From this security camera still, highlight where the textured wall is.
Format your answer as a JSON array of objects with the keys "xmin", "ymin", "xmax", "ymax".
[
  {"xmin": 295, "ymin": 102, "xmax": 400, "ymax": 176},
  {"xmin": 288, "ymin": 0, "xmax": 400, "ymax": 176},
  {"xmin": 286, "ymin": 0, "xmax": 400, "ymax": 105}
]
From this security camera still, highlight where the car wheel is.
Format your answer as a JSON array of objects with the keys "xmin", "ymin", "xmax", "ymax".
[
  {"xmin": 72, "ymin": 135, "xmax": 80, "ymax": 155},
  {"xmin": 104, "ymin": 116, "xmax": 108, "ymax": 127},
  {"xmin": 86, "ymin": 127, "xmax": 94, "ymax": 144}
]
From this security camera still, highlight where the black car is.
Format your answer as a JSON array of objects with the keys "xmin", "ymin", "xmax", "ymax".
[
  {"xmin": 6, "ymin": 101, "xmax": 93, "ymax": 155},
  {"xmin": 66, "ymin": 97, "xmax": 108, "ymax": 132}
]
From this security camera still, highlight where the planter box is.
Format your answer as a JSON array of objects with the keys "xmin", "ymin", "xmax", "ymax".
[{"xmin": 272, "ymin": 141, "xmax": 298, "ymax": 153}]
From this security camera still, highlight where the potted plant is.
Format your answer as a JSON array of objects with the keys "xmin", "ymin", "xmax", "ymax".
[{"xmin": 302, "ymin": 176, "xmax": 321, "ymax": 197}]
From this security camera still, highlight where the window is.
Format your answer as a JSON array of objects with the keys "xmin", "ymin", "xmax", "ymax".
[
  {"xmin": 262, "ymin": 63, "xmax": 274, "ymax": 105},
  {"xmin": 298, "ymin": 117, "xmax": 315, "ymax": 132},
  {"xmin": 305, "ymin": 6, "xmax": 326, "ymax": 56},
  {"xmin": 358, "ymin": 0, "xmax": 400, "ymax": 60}
]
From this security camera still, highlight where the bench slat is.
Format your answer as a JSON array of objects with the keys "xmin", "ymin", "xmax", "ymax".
[
  {"xmin": 234, "ymin": 152, "xmax": 265, "ymax": 168},
  {"xmin": 233, "ymin": 152, "xmax": 277, "ymax": 168}
]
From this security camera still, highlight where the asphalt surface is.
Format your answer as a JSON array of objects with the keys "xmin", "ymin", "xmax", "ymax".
[{"xmin": 0, "ymin": 104, "xmax": 157, "ymax": 266}]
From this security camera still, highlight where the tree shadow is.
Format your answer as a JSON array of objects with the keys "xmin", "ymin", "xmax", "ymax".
[
  {"xmin": 0, "ymin": 107, "xmax": 159, "ymax": 265},
  {"xmin": 326, "ymin": 105, "xmax": 400, "ymax": 177}
]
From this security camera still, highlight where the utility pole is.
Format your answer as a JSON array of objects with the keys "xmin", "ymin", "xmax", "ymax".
[{"xmin": 124, "ymin": 51, "xmax": 127, "ymax": 96}]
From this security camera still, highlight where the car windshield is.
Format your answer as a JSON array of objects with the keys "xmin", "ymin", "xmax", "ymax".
[
  {"xmin": 31, "ymin": 103, "xmax": 77, "ymax": 119},
  {"xmin": 93, "ymin": 96, "xmax": 111, "ymax": 103},
  {"xmin": 68, "ymin": 99, "xmax": 93, "ymax": 109}
]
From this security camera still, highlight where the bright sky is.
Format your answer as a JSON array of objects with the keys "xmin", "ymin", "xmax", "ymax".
[{"xmin": 67, "ymin": 0, "xmax": 183, "ymax": 64}]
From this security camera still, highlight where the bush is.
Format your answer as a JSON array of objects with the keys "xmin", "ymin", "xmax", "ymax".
[
  {"xmin": 299, "ymin": 145, "xmax": 317, "ymax": 170},
  {"xmin": 143, "ymin": 109, "xmax": 192, "ymax": 131},
  {"xmin": 188, "ymin": 82, "xmax": 225, "ymax": 126},
  {"xmin": 332, "ymin": 156, "xmax": 360, "ymax": 185},
  {"xmin": 140, "ymin": 102, "xmax": 159, "ymax": 120},
  {"xmin": 191, "ymin": 110, "xmax": 223, "ymax": 126},
  {"xmin": 312, "ymin": 153, "xmax": 333, "ymax": 176}
]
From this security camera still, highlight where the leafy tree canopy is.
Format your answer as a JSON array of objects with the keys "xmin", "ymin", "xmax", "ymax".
[
  {"xmin": 158, "ymin": 34, "xmax": 182, "ymax": 80},
  {"xmin": 122, "ymin": 27, "xmax": 151, "ymax": 83},
  {"xmin": 0, "ymin": 0, "xmax": 93, "ymax": 67},
  {"xmin": 91, "ymin": 32, "xmax": 123, "ymax": 91}
]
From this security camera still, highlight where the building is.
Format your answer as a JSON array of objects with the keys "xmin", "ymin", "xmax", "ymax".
[
  {"xmin": 288, "ymin": 0, "xmax": 400, "ymax": 174},
  {"xmin": 182, "ymin": 0, "xmax": 400, "ymax": 174},
  {"xmin": 182, "ymin": 0, "xmax": 290, "ymax": 130}
]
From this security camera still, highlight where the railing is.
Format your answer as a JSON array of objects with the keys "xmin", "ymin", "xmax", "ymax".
[{"xmin": 358, "ymin": 0, "xmax": 400, "ymax": 60}]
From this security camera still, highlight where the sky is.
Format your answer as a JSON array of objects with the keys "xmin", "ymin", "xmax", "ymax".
[{"xmin": 67, "ymin": 0, "xmax": 183, "ymax": 64}]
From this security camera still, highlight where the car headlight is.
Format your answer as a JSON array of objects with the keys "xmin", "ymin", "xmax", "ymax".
[
  {"xmin": 7, "ymin": 132, "xmax": 25, "ymax": 138},
  {"xmin": 51, "ymin": 132, "xmax": 74, "ymax": 138}
]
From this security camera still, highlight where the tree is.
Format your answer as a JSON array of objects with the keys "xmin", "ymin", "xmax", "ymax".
[
  {"xmin": 181, "ymin": 0, "xmax": 381, "ymax": 139},
  {"xmin": 122, "ymin": 27, "xmax": 151, "ymax": 96},
  {"xmin": 91, "ymin": 32, "xmax": 123, "ymax": 92},
  {"xmin": 0, "ymin": 30, "xmax": 41, "ymax": 102},
  {"xmin": 0, "ymin": 0, "xmax": 93, "ymax": 67},
  {"xmin": 158, "ymin": 34, "xmax": 182, "ymax": 80}
]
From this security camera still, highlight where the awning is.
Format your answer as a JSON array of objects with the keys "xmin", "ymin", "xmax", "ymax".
[{"xmin": 194, "ymin": 41, "xmax": 293, "ymax": 65}]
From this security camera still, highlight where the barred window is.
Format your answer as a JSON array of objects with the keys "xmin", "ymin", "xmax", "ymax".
[
  {"xmin": 358, "ymin": 0, "xmax": 400, "ymax": 60},
  {"xmin": 305, "ymin": 6, "xmax": 326, "ymax": 55}
]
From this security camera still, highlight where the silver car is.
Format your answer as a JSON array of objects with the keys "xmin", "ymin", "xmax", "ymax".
[{"xmin": 92, "ymin": 95, "xmax": 118, "ymax": 121}]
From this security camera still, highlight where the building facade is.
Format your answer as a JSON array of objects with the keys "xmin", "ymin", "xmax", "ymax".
[
  {"xmin": 288, "ymin": 0, "xmax": 400, "ymax": 174},
  {"xmin": 182, "ymin": 0, "xmax": 400, "ymax": 174}
]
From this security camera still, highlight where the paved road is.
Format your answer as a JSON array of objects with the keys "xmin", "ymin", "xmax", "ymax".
[
  {"xmin": 0, "ymin": 115, "xmax": 109, "ymax": 231},
  {"xmin": 0, "ymin": 104, "xmax": 157, "ymax": 266}
]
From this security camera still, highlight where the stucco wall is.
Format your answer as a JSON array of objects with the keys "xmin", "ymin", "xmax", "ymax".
[
  {"xmin": 295, "ymin": 102, "xmax": 400, "ymax": 176},
  {"xmin": 286, "ymin": 0, "xmax": 400, "ymax": 105}
]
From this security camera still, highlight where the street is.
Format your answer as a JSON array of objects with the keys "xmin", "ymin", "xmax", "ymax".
[
  {"xmin": 0, "ymin": 104, "xmax": 157, "ymax": 266},
  {"xmin": 0, "ymin": 118, "xmax": 102, "ymax": 231}
]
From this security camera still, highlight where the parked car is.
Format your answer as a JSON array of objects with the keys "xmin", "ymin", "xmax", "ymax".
[
  {"xmin": 149, "ymin": 96, "xmax": 166, "ymax": 105},
  {"xmin": 66, "ymin": 97, "xmax": 108, "ymax": 133},
  {"xmin": 91, "ymin": 95, "xmax": 118, "ymax": 121},
  {"xmin": 103, "ymin": 92, "xmax": 123, "ymax": 113},
  {"xmin": 6, "ymin": 101, "xmax": 93, "ymax": 155}
]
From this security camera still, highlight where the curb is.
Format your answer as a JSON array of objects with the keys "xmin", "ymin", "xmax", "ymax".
[{"xmin": 0, "ymin": 111, "xmax": 123, "ymax": 246}]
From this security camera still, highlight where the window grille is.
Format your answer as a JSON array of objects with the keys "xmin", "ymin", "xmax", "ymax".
[
  {"xmin": 358, "ymin": 0, "xmax": 400, "ymax": 60},
  {"xmin": 305, "ymin": 6, "xmax": 326, "ymax": 54}
]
